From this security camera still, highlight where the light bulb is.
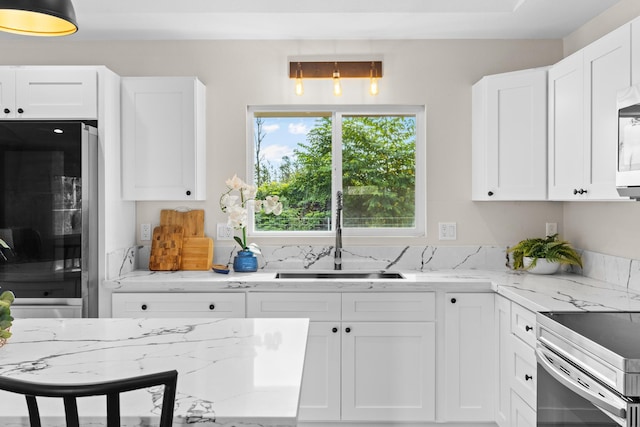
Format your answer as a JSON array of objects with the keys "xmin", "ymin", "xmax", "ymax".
[
  {"xmin": 333, "ymin": 70, "xmax": 342, "ymax": 97},
  {"xmin": 294, "ymin": 63, "xmax": 304, "ymax": 96},
  {"xmin": 369, "ymin": 77, "xmax": 379, "ymax": 96}
]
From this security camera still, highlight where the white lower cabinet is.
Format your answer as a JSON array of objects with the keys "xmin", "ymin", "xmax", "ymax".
[
  {"xmin": 246, "ymin": 292, "xmax": 436, "ymax": 422},
  {"xmin": 111, "ymin": 292, "xmax": 245, "ymax": 317},
  {"xmin": 443, "ymin": 292, "xmax": 495, "ymax": 421},
  {"xmin": 496, "ymin": 295, "xmax": 537, "ymax": 427}
]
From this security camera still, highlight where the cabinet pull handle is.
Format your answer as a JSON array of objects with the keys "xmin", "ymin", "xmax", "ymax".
[
  {"xmin": 525, "ymin": 374, "xmax": 533, "ymax": 381},
  {"xmin": 209, "ymin": 304, "xmax": 215, "ymax": 310},
  {"xmin": 332, "ymin": 327, "xmax": 338, "ymax": 333},
  {"xmin": 3, "ymin": 108, "xmax": 9, "ymax": 114},
  {"xmin": 488, "ymin": 191, "xmax": 494, "ymax": 196},
  {"xmin": 141, "ymin": 304, "xmax": 147, "ymax": 310},
  {"xmin": 17, "ymin": 108, "xmax": 23, "ymax": 114},
  {"xmin": 525, "ymin": 325, "xmax": 533, "ymax": 332},
  {"xmin": 450, "ymin": 298, "xmax": 457, "ymax": 304},
  {"xmin": 581, "ymin": 189, "xmax": 588, "ymax": 194},
  {"xmin": 345, "ymin": 327, "xmax": 351, "ymax": 333},
  {"xmin": 573, "ymin": 189, "xmax": 578, "ymax": 195},
  {"xmin": 186, "ymin": 190, "xmax": 192, "ymax": 196}
]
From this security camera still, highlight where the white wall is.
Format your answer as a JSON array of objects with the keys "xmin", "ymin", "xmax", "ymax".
[
  {"xmin": 562, "ymin": 0, "xmax": 640, "ymax": 259},
  {"xmin": 0, "ymin": 37, "xmax": 563, "ymax": 249}
]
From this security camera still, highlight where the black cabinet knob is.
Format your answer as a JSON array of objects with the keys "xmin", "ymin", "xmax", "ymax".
[
  {"xmin": 332, "ymin": 327, "xmax": 338, "ymax": 333},
  {"xmin": 141, "ymin": 304, "xmax": 147, "ymax": 310},
  {"xmin": 17, "ymin": 108, "xmax": 23, "ymax": 114},
  {"xmin": 525, "ymin": 374, "xmax": 533, "ymax": 381},
  {"xmin": 525, "ymin": 325, "xmax": 533, "ymax": 332},
  {"xmin": 209, "ymin": 304, "xmax": 215, "ymax": 310},
  {"xmin": 345, "ymin": 327, "xmax": 351, "ymax": 333},
  {"xmin": 186, "ymin": 190, "xmax": 191, "ymax": 196},
  {"xmin": 488, "ymin": 191, "xmax": 494, "ymax": 196},
  {"xmin": 43, "ymin": 291, "xmax": 50, "ymax": 297},
  {"xmin": 3, "ymin": 108, "xmax": 9, "ymax": 114},
  {"xmin": 451, "ymin": 298, "xmax": 457, "ymax": 304}
]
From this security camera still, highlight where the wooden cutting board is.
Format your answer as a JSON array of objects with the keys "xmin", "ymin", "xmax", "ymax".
[
  {"xmin": 160, "ymin": 209, "xmax": 205, "ymax": 237},
  {"xmin": 181, "ymin": 237, "xmax": 214, "ymax": 271},
  {"xmin": 149, "ymin": 225, "xmax": 184, "ymax": 271}
]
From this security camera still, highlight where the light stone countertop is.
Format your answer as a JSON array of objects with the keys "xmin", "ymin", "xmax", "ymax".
[
  {"xmin": 0, "ymin": 317, "xmax": 309, "ymax": 427},
  {"xmin": 105, "ymin": 268, "xmax": 640, "ymax": 313}
]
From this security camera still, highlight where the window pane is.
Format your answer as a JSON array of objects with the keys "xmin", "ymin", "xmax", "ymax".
[
  {"xmin": 342, "ymin": 115, "xmax": 416, "ymax": 228},
  {"xmin": 253, "ymin": 114, "xmax": 333, "ymax": 231}
]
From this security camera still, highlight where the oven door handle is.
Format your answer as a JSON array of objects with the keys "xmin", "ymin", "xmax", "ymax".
[{"xmin": 536, "ymin": 345, "xmax": 627, "ymax": 419}]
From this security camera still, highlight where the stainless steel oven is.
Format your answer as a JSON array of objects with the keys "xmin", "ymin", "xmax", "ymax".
[{"xmin": 536, "ymin": 312, "xmax": 640, "ymax": 427}]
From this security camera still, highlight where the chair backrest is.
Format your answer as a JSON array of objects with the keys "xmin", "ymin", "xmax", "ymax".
[{"xmin": 0, "ymin": 370, "xmax": 178, "ymax": 427}]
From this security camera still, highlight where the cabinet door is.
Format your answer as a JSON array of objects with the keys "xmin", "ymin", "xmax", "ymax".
[
  {"xmin": 583, "ymin": 24, "xmax": 631, "ymax": 200},
  {"xmin": 121, "ymin": 77, "xmax": 206, "ymax": 201},
  {"xmin": 15, "ymin": 69, "xmax": 97, "ymax": 119},
  {"xmin": 0, "ymin": 68, "xmax": 15, "ymax": 118},
  {"xmin": 472, "ymin": 68, "xmax": 548, "ymax": 200},
  {"xmin": 548, "ymin": 51, "xmax": 585, "ymax": 200},
  {"xmin": 495, "ymin": 295, "xmax": 511, "ymax": 427},
  {"xmin": 111, "ymin": 292, "xmax": 245, "ymax": 317},
  {"xmin": 341, "ymin": 322, "xmax": 435, "ymax": 421},
  {"xmin": 443, "ymin": 293, "xmax": 495, "ymax": 421},
  {"xmin": 298, "ymin": 322, "xmax": 341, "ymax": 421},
  {"xmin": 632, "ymin": 17, "xmax": 640, "ymax": 86},
  {"xmin": 509, "ymin": 334, "xmax": 537, "ymax": 409}
]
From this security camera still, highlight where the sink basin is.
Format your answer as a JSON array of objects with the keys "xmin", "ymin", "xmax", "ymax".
[{"xmin": 275, "ymin": 271, "xmax": 405, "ymax": 280}]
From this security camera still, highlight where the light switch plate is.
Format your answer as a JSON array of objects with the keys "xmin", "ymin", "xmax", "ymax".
[{"xmin": 438, "ymin": 222, "xmax": 457, "ymax": 240}]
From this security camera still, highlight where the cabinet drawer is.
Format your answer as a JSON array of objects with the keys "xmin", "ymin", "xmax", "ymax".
[
  {"xmin": 112, "ymin": 293, "xmax": 245, "ymax": 318},
  {"xmin": 342, "ymin": 292, "xmax": 435, "ymax": 321},
  {"xmin": 511, "ymin": 303, "xmax": 536, "ymax": 348},
  {"xmin": 247, "ymin": 292, "xmax": 341, "ymax": 321},
  {"xmin": 511, "ymin": 390, "xmax": 536, "ymax": 427},
  {"xmin": 509, "ymin": 334, "xmax": 537, "ymax": 408}
]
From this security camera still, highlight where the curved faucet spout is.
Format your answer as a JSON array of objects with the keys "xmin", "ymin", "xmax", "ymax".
[{"xmin": 334, "ymin": 191, "xmax": 343, "ymax": 270}]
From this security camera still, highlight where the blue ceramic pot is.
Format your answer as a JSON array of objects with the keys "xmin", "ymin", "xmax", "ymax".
[{"xmin": 233, "ymin": 249, "xmax": 258, "ymax": 272}]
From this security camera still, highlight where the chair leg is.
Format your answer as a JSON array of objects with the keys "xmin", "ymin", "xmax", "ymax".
[
  {"xmin": 25, "ymin": 396, "xmax": 42, "ymax": 427},
  {"xmin": 106, "ymin": 393, "xmax": 121, "ymax": 427},
  {"xmin": 63, "ymin": 396, "xmax": 80, "ymax": 427}
]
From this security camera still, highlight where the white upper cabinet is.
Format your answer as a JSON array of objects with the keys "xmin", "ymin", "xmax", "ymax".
[
  {"xmin": 472, "ymin": 68, "xmax": 548, "ymax": 200},
  {"xmin": 0, "ymin": 67, "xmax": 97, "ymax": 119},
  {"xmin": 632, "ymin": 16, "xmax": 640, "ymax": 86},
  {"xmin": 549, "ymin": 25, "xmax": 631, "ymax": 200},
  {"xmin": 121, "ymin": 76, "xmax": 206, "ymax": 201}
]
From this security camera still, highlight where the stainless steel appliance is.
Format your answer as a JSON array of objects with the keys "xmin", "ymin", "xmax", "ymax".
[
  {"xmin": 0, "ymin": 121, "xmax": 98, "ymax": 317},
  {"xmin": 537, "ymin": 311, "xmax": 640, "ymax": 426},
  {"xmin": 617, "ymin": 84, "xmax": 640, "ymax": 200}
]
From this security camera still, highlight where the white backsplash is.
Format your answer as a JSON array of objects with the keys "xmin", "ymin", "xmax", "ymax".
[{"xmin": 109, "ymin": 244, "xmax": 640, "ymax": 292}]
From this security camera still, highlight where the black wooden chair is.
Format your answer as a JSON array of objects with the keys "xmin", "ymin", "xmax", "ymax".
[{"xmin": 0, "ymin": 370, "xmax": 178, "ymax": 427}]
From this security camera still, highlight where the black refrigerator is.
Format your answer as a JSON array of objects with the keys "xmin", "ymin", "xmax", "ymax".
[{"xmin": 0, "ymin": 121, "xmax": 98, "ymax": 317}]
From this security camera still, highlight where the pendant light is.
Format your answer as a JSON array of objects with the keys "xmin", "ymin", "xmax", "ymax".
[
  {"xmin": 369, "ymin": 62, "xmax": 379, "ymax": 96},
  {"xmin": 294, "ymin": 62, "xmax": 304, "ymax": 96},
  {"xmin": 332, "ymin": 63, "xmax": 342, "ymax": 97},
  {"xmin": 0, "ymin": 0, "xmax": 78, "ymax": 36}
]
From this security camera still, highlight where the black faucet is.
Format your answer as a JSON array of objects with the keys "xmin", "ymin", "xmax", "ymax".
[{"xmin": 334, "ymin": 191, "xmax": 343, "ymax": 270}]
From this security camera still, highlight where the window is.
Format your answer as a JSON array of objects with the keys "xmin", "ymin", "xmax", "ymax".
[{"xmin": 247, "ymin": 105, "xmax": 425, "ymax": 237}]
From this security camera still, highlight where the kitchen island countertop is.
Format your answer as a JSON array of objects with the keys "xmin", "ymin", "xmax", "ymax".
[{"xmin": 0, "ymin": 317, "xmax": 309, "ymax": 427}]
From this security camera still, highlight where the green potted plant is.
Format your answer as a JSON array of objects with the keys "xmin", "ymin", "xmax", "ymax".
[
  {"xmin": 0, "ymin": 290, "xmax": 14, "ymax": 344},
  {"xmin": 507, "ymin": 234, "xmax": 583, "ymax": 274}
]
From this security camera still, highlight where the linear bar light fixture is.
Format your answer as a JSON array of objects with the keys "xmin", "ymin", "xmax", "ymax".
[
  {"xmin": 289, "ymin": 60, "xmax": 383, "ymax": 96},
  {"xmin": 0, "ymin": 0, "xmax": 78, "ymax": 36}
]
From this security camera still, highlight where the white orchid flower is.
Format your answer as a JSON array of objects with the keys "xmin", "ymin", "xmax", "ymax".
[{"xmin": 225, "ymin": 174, "xmax": 245, "ymax": 191}]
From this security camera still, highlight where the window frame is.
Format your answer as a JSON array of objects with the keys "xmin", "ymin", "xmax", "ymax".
[{"xmin": 246, "ymin": 104, "xmax": 426, "ymax": 238}]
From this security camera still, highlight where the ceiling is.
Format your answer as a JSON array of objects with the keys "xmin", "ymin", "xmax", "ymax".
[{"xmin": 62, "ymin": 0, "xmax": 623, "ymax": 41}]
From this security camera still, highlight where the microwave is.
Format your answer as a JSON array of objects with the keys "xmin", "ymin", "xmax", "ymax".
[{"xmin": 617, "ymin": 85, "xmax": 640, "ymax": 199}]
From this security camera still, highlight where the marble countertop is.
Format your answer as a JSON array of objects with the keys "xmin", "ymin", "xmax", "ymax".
[
  {"xmin": 105, "ymin": 268, "xmax": 640, "ymax": 313},
  {"xmin": 0, "ymin": 318, "xmax": 309, "ymax": 427}
]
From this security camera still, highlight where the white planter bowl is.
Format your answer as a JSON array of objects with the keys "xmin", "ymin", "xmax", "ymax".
[{"xmin": 524, "ymin": 257, "xmax": 560, "ymax": 275}]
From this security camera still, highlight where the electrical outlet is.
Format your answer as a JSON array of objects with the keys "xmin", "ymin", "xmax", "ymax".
[
  {"xmin": 545, "ymin": 222, "xmax": 558, "ymax": 236},
  {"xmin": 438, "ymin": 222, "xmax": 457, "ymax": 240},
  {"xmin": 217, "ymin": 223, "xmax": 234, "ymax": 241},
  {"xmin": 141, "ymin": 223, "xmax": 152, "ymax": 241}
]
